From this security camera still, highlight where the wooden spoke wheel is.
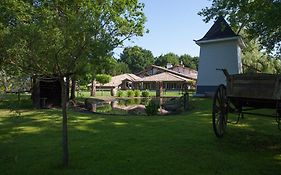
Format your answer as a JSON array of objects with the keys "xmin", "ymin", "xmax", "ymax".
[{"xmin": 212, "ymin": 84, "xmax": 228, "ymax": 137}]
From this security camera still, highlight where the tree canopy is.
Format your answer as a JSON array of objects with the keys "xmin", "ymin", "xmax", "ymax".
[
  {"xmin": 179, "ymin": 54, "xmax": 198, "ymax": 70},
  {"xmin": 96, "ymin": 74, "xmax": 112, "ymax": 85},
  {"xmin": 1, "ymin": 0, "xmax": 147, "ymax": 76},
  {"xmin": 0, "ymin": 0, "xmax": 147, "ymax": 166},
  {"xmin": 198, "ymin": 0, "xmax": 281, "ymax": 56},
  {"xmin": 155, "ymin": 53, "xmax": 179, "ymax": 67},
  {"xmin": 120, "ymin": 46, "xmax": 154, "ymax": 73}
]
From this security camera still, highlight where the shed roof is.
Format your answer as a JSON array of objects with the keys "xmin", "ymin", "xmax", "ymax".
[
  {"xmin": 137, "ymin": 72, "xmax": 189, "ymax": 82},
  {"xmin": 196, "ymin": 16, "xmax": 238, "ymax": 42}
]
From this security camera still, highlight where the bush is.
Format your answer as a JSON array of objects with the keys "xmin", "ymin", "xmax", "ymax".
[
  {"xmin": 134, "ymin": 98, "xmax": 141, "ymax": 104},
  {"xmin": 134, "ymin": 90, "xmax": 141, "ymax": 97},
  {"xmin": 141, "ymin": 90, "xmax": 150, "ymax": 97},
  {"xmin": 145, "ymin": 100, "xmax": 160, "ymax": 116},
  {"xmin": 127, "ymin": 90, "xmax": 134, "ymax": 97},
  {"xmin": 117, "ymin": 90, "xmax": 124, "ymax": 97}
]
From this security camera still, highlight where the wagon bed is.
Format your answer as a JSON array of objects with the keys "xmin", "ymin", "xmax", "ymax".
[
  {"xmin": 227, "ymin": 73, "xmax": 281, "ymax": 100},
  {"xmin": 212, "ymin": 70, "xmax": 281, "ymax": 137}
]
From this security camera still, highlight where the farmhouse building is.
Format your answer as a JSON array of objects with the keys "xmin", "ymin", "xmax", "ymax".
[
  {"xmin": 95, "ymin": 64, "xmax": 197, "ymax": 96},
  {"xmin": 95, "ymin": 73, "xmax": 141, "ymax": 90}
]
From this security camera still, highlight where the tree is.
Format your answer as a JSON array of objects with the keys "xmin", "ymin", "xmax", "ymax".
[
  {"xmin": 198, "ymin": 0, "xmax": 281, "ymax": 56},
  {"xmin": 96, "ymin": 74, "xmax": 112, "ymax": 85},
  {"xmin": 242, "ymin": 36, "xmax": 281, "ymax": 74},
  {"xmin": 155, "ymin": 53, "xmax": 179, "ymax": 67},
  {"xmin": 96, "ymin": 74, "xmax": 112, "ymax": 95},
  {"xmin": 114, "ymin": 61, "xmax": 130, "ymax": 75},
  {"xmin": 86, "ymin": 54, "xmax": 119, "ymax": 96},
  {"xmin": 179, "ymin": 54, "xmax": 199, "ymax": 70},
  {"xmin": 0, "ymin": 0, "xmax": 147, "ymax": 166},
  {"xmin": 120, "ymin": 46, "xmax": 154, "ymax": 73}
]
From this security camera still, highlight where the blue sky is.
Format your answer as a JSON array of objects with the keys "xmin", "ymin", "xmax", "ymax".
[{"xmin": 114, "ymin": 0, "xmax": 214, "ymax": 58}]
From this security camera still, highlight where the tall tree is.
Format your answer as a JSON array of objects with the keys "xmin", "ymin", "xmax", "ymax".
[
  {"xmin": 120, "ymin": 46, "xmax": 154, "ymax": 73},
  {"xmin": 179, "ymin": 54, "xmax": 199, "ymax": 70},
  {"xmin": 155, "ymin": 53, "xmax": 179, "ymax": 67},
  {"xmin": 0, "ymin": 0, "xmax": 147, "ymax": 166},
  {"xmin": 114, "ymin": 61, "xmax": 130, "ymax": 75},
  {"xmin": 242, "ymin": 35, "xmax": 281, "ymax": 74},
  {"xmin": 198, "ymin": 0, "xmax": 281, "ymax": 56}
]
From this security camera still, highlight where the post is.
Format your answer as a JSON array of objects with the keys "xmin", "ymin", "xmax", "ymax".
[
  {"xmin": 91, "ymin": 79, "xmax": 96, "ymax": 96},
  {"xmin": 156, "ymin": 82, "xmax": 163, "ymax": 97},
  {"xmin": 183, "ymin": 92, "xmax": 189, "ymax": 111},
  {"xmin": 111, "ymin": 88, "xmax": 117, "ymax": 96}
]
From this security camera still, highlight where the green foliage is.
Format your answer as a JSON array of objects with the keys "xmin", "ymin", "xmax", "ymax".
[
  {"xmin": 134, "ymin": 90, "xmax": 141, "ymax": 97},
  {"xmin": 0, "ymin": 0, "xmax": 147, "ymax": 166},
  {"xmin": 179, "ymin": 54, "xmax": 199, "ymax": 70},
  {"xmin": 96, "ymin": 74, "xmax": 111, "ymax": 85},
  {"xmin": 127, "ymin": 90, "xmax": 134, "ymax": 97},
  {"xmin": 0, "ymin": 69, "xmax": 30, "ymax": 93},
  {"xmin": 198, "ymin": 0, "xmax": 281, "ymax": 56},
  {"xmin": 0, "ymin": 0, "xmax": 147, "ymax": 78},
  {"xmin": 117, "ymin": 90, "xmax": 124, "ymax": 97},
  {"xmin": 142, "ymin": 90, "xmax": 150, "ymax": 97},
  {"xmin": 134, "ymin": 98, "xmax": 141, "ymax": 104},
  {"xmin": 145, "ymin": 100, "xmax": 160, "ymax": 116},
  {"xmin": 187, "ymin": 80, "xmax": 196, "ymax": 87},
  {"xmin": 120, "ymin": 46, "xmax": 154, "ymax": 73},
  {"xmin": 240, "ymin": 32, "xmax": 281, "ymax": 74},
  {"xmin": 114, "ymin": 62, "xmax": 131, "ymax": 75},
  {"xmin": 155, "ymin": 53, "xmax": 179, "ymax": 67}
]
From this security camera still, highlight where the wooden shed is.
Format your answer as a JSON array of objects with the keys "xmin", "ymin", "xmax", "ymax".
[{"xmin": 32, "ymin": 77, "xmax": 61, "ymax": 108}]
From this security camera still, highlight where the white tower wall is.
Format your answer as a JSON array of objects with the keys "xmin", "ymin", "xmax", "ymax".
[{"xmin": 196, "ymin": 38, "xmax": 243, "ymax": 95}]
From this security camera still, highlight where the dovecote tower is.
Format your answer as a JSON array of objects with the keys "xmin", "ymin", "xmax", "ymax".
[{"xmin": 194, "ymin": 16, "xmax": 244, "ymax": 96}]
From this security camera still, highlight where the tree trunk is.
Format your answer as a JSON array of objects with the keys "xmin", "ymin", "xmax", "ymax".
[
  {"xmin": 32, "ymin": 76, "xmax": 40, "ymax": 108},
  {"xmin": 70, "ymin": 76, "xmax": 76, "ymax": 100},
  {"xmin": 60, "ymin": 77, "xmax": 69, "ymax": 167},
  {"xmin": 66, "ymin": 76, "xmax": 70, "ymax": 101},
  {"xmin": 91, "ymin": 79, "xmax": 96, "ymax": 96}
]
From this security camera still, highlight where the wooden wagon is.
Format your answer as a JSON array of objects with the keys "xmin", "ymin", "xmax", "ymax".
[{"xmin": 212, "ymin": 69, "xmax": 281, "ymax": 137}]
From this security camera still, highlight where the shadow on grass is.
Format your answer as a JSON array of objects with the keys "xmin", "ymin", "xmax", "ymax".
[{"xmin": 0, "ymin": 94, "xmax": 280, "ymax": 174}]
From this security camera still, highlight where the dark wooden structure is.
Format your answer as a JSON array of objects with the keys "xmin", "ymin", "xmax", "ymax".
[
  {"xmin": 212, "ymin": 69, "xmax": 281, "ymax": 137},
  {"xmin": 32, "ymin": 77, "xmax": 61, "ymax": 108}
]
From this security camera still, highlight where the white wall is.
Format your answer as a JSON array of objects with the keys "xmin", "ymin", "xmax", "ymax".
[{"xmin": 197, "ymin": 39, "xmax": 242, "ymax": 86}]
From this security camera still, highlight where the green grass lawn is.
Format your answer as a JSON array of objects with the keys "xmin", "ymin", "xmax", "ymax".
[{"xmin": 0, "ymin": 94, "xmax": 280, "ymax": 174}]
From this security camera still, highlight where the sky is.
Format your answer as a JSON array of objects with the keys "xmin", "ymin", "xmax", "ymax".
[{"xmin": 114, "ymin": 0, "xmax": 214, "ymax": 58}]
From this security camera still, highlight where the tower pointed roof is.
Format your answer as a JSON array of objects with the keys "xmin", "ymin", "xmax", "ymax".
[{"xmin": 196, "ymin": 16, "xmax": 238, "ymax": 42}]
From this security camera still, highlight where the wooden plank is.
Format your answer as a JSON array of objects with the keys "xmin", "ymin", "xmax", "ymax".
[{"xmin": 227, "ymin": 74, "xmax": 281, "ymax": 100}]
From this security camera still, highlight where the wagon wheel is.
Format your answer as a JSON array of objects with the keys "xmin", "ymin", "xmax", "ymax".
[{"xmin": 212, "ymin": 84, "xmax": 228, "ymax": 137}]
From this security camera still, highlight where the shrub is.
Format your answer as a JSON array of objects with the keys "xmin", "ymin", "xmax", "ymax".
[
  {"xmin": 126, "ymin": 99, "xmax": 135, "ymax": 105},
  {"xmin": 142, "ymin": 90, "xmax": 150, "ymax": 97},
  {"xmin": 117, "ymin": 90, "xmax": 124, "ymax": 97},
  {"xmin": 127, "ymin": 90, "xmax": 134, "ymax": 97},
  {"xmin": 145, "ymin": 100, "xmax": 160, "ymax": 116},
  {"xmin": 134, "ymin": 90, "xmax": 141, "ymax": 97},
  {"xmin": 117, "ymin": 99, "xmax": 126, "ymax": 105},
  {"xmin": 134, "ymin": 98, "xmax": 141, "ymax": 104}
]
